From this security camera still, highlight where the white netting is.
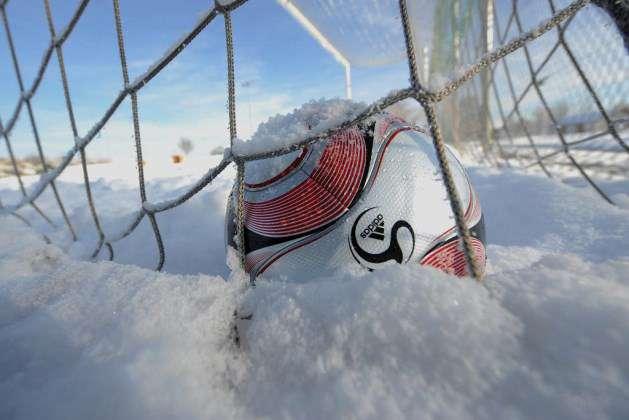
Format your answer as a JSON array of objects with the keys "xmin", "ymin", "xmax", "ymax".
[{"xmin": 286, "ymin": 0, "xmax": 408, "ymax": 67}]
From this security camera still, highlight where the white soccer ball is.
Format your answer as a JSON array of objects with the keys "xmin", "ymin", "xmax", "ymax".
[{"xmin": 226, "ymin": 113, "xmax": 486, "ymax": 282}]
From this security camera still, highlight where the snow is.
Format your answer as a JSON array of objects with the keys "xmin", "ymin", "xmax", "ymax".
[
  {"xmin": 233, "ymin": 98, "xmax": 366, "ymax": 156},
  {"xmin": 1, "ymin": 151, "xmax": 629, "ymax": 418},
  {"xmin": 1, "ymin": 91, "xmax": 628, "ymax": 420}
]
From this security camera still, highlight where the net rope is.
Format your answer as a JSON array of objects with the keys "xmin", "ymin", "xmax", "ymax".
[{"xmin": 0, "ymin": 0, "xmax": 625, "ymax": 281}]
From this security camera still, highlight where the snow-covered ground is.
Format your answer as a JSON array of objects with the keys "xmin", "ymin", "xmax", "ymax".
[
  {"xmin": 490, "ymin": 129, "xmax": 629, "ymax": 181},
  {"xmin": 1, "ymin": 146, "xmax": 629, "ymax": 419}
]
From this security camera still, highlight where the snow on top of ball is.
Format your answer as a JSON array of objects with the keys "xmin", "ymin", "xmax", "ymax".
[
  {"xmin": 235, "ymin": 98, "xmax": 367, "ymax": 185},
  {"xmin": 233, "ymin": 98, "xmax": 366, "ymax": 156}
]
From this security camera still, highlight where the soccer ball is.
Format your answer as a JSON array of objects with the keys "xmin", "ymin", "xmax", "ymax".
[{"xmin": 226, "ymin": 113, "xmax": 486, "ymax": 281}]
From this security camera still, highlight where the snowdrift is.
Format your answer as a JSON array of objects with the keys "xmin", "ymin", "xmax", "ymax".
[{"xmin": 1, "ymin": 165, "xmax": 629, "ymax": 419}]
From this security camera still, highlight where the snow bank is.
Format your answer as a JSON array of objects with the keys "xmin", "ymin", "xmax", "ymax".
[
  {"xmin": 241, "ymin": 254, "xmax": 629, "ymax": 419},
  {"xmin": 1, "ymin": 162, "xmax": 629, "ymax": 419}
]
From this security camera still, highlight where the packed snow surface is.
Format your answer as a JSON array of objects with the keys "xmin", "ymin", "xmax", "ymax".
[{"xmin": 1, "ymin": 156, "xmax": 629, "ymax": 419}]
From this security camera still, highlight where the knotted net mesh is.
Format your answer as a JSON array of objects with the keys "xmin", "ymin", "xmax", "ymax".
[{"xmin": 0, "ymin": 0, "xmax": 626, "ymax": 280}]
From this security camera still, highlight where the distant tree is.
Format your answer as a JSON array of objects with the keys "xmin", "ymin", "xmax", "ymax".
[
  {"xmin": 210, "ymin": 146, "xmax": 225, "ymax": 156},
  {"xmin": 178, "ymin": 137, "xmax": 194, "ymax": 155},
  {"xmin": 611, "ymin": 102, "xmax": 629, "ymax": 118},
  {"xmin": 531, "ymin": 107, "xmax": 552, "ymax": 135},
  {"xmin": 553, "ymin": 101, "xmax": 570, "ymax": 127}
]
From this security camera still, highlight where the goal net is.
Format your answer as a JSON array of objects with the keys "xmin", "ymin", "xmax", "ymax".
[{"xmin": 0, "ymin": 0, "xmax": 626, "ymax": 279}]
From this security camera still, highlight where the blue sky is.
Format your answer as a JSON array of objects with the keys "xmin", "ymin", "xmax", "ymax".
[
  {"xmin": 1, "ymin": 0, "xmax": 626, "ymax": 163},
  {"xmin": 0, "ymin": 0, "xmax": 408, "ymax": 161}
]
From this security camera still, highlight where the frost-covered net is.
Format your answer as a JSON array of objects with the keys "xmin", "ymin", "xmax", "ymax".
[{"xmin": 0, "ymin": 0, "xmax": 627, "ymax": 276}]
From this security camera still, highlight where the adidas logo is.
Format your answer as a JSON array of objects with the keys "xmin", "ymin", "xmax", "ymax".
[
  {"xmin": 360, "ymin": 213, "xmax": 386, "ymax": 241},
  {"xmin": 368, "ymin": 221, "xmax": 385, "ymax": 241}
]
